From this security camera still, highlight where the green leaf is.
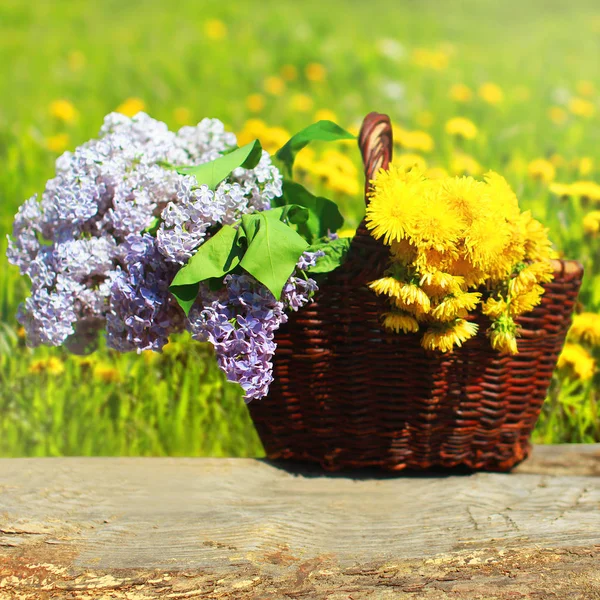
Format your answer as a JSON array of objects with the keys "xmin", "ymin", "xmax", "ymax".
[
  {"xmin": 169, "ymin": 225, "xmax": 244, "ymax": 314},
  {"xmin": 306, "ymin": 237, "xmax": 351, "ymax": 274},
  {"xmin": 275, "ymin": 120, "xmax": 356, "ymax": 176},
  {"xmin": 277, "ymin": 180, "xmax": 344, "ymax": 242},
  {"xmin": 176, "ymin": 140, "xmax": 263, "ymax": 190},
  {"xmin": 142, "ymin": 217, "xmax": 160, "ymax": 236},
  {"xmin": 240, "ymin": 212, "xmax": 309, "ymax": 300}
]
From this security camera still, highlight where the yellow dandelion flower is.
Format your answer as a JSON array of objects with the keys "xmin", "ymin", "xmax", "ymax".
[
  {"xmin": 28, "ymin": 357, "xmax": 65, "ymax": 376},
  {"xmin": 419, "ymin": 271, "xmax": 466, "ymax": 296},
  {"xmin": 314, "ymin": 108, "xmax": 337, "ymax": 122},
  {"xmin": 293, "ymin": 147, "xmax": 316, "ymax": 174},
  {"xmin": 395, "ymin": 283, "xmax": 431, "ymax": 313},
  {"xmin": 548, "ymin": 106, "xmax": 568, "ymax": 125},
  {"xmin": 576, "ymin": 80, "xmax": 595, "ymax": 97},
  {"xmin": 508, "ymin": 262, "xmax": 554, "ymax": 296},
  {"xmin": 382, "ymin": 312, "xmax": 419, "ymax": 334},
  {"xmin": 280, "ymin": 64, "xmax": 298, "ymax": 81},
  {"xmin": 438, "ymin": 176, "xmax": 487, "ymax": 226},
  {"xmin": 421, "ymin": 319, "xmax": 478, "ymax": 353},
  {"xmin": 583, "ymin": 211, "xmax": 600, "ymax": 235},
  {"xmin": 449, "ymin": 83, "xmax": 473, "ymax": 103},
  {"xmin": 93, "ymin": 363, "xmax": 121, "ymax": 383},
  {"xmin": 394, "ymin": 127, "xmax": 434, "ymax": 153},
  {"xmin": 369, "ymin": 276, "xmax": 404, "ymax": 298},
  {"xmin": 521, "ymin": 211, "xmax": 555, "ymax": 262},
  {"xmin": 450, "ymin": 153, "xmax": 482, "ymax": 176},
  {"xmin": 393, "ymin": 153, "xmax": 427, "ymax": 172},
  {"xmin": 46, "ymin": 133, "xmax": 70, "ymax": 153},
  {"xmin": 305, "ymin": 63, "xmax": 327, "ymax": 82},
  {"xmin": 549, "ymin": 182, "xmax": 572, "ymax": 197},
  {"xmin": 411, "ymin": 48, "xmax": 449, "ymax": 70},
  {"xmin": 577, "ymin": 157, "xmax": 594, "ymax": 176},
  {"xmin": 173, "ymin": 107, "xmax": 192, "ymax": 126},
  {"xmin": 390, "ymin": 239, "xmax": 418, "ymax": 265},
  {"xmin": 569, "ymin": 180, "xmax": 600, "ymax": 201},
  {"xmin": 116, "ymin": 97, "xmax": 145, "ymax": 117},
  {"xmin": 557, "ymin": 343, "xmax": 596, "ymax": 380},
  {"xmin": 509, "ymin": 286, "xmax": 544, "ymax": 317},
  {"xmin": 237, "ymin": 119, "xmax": 289, "ymax": 154},
  {"xmin": 246, "ymin": 93, "xmax": 266, "ymax": 113},
  {"xmin": 445, "ymin": 117, "xmax": 478, "ymax": 140},
  {"xmin": 290, "ymin": 93, "xmax": 314, "ymax": 113},
  {"xmin": 569, "ymin": 313, "xmax": 600, "ymax": 347},
  {"xmin": 489, "ymin": 329, "xmax": 518, "ymax": 355},
  {"xmin": 204, "ymin": 18, "xmax": 227, "ymax": 40},
  {"xmin": 426, "ymin": 167, "xmax": 449, "ymax": 179},
  {"xmin": 365, "ymin": 165, "xmax": 427, "ymax": 245},
  {"xmin": 264, "ymin": 76, "xmax": 285, "ymax": 96},
  {"xmin": 568, "ymin": 97, "xmax": 595, "ymax": 118},
  {"xmin": 478, "ymin": 82, "xmax": 504, "ymax": 105},
  {"xmin": 49, "ymin": 99, "xmax": 78, "ymax": 123},
  {"xmin": 527, "ymin": 158, "xmax": 556, "ymax": 184},
  {"xmin": 482, "ymin": 296, "xmax": 508, "ymax": 319},
  {"xmin": 430, "ymin": 292, "xmax": 481, "ymax": 322}
]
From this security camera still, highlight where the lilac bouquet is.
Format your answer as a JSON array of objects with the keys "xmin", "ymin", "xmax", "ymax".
[{"xmin": 8, "ymin": 113, "xmax": 354, "ymax": 400}]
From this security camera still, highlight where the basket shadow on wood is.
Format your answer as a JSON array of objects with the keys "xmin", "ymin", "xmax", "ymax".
[{"xmin": 247, "ymin": 112, "xmax": 584, "ymax": 472}]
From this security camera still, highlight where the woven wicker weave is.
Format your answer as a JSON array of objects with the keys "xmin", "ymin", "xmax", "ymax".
[{"xmin": 248, "ymin": 112, "xmax": 584, "ymax": 471}]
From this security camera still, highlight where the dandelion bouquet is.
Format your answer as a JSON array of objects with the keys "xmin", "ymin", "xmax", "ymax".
[
  {"xmin": 7, "ymin": 112, "xmax": 355, "ymax": 401},
  {"xmin": 365, "ymin": 165, "xmax": 556, "ymax": 354}
]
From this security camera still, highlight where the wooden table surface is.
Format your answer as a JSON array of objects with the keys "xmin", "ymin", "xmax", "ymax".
[{"xmin": 1, "ymin": 445, "xmax": 599, "ymax": 599}]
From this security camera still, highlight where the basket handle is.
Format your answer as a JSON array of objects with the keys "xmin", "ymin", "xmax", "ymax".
[
  {"xmin": 358, "ymin": 112, "xmax": 393, "ymax": 203},
  {"xmin": 343, "ymin": 113, "xmax": 393, "ymax": 284}
]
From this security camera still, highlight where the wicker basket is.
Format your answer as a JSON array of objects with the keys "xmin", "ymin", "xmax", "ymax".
[{"xmin": 247, "ymin": 112, "xmax": 584, "ymax": 471}]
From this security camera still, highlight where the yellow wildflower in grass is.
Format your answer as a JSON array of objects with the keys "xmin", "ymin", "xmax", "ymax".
[
  {"xmin": 280, "ymin": 64, "xmax": 298, "ymax": 81},
  {"xmin": 548, "ymin": 106, "xmax": 568, "ymax": 125},
  {"xmin": 305, "ymin": 63, "xmax": 327, "ymax": 82},
  {"xmin": 478, "ymin": 82, "xmax": 504, "ymax": 105},
  {"xmin": 445, "ymin": 117, "xmax": 478, "ymax": 140},
  {"xmin": 577, "ymin": 157, "xmax": 594, "ymax": 176},
  {"xmin": 557, "ymin": 343, "xmax": 596, "ymax": 380},
  {"xmin": 568, "ymin": 181, "xmax": 600, "ymax": 201},
  {"xmin": 549, "ymin": 182, "xmax": 572, "ymax": 197},
  {"xmin": 93, "ymin": 363, "xmax": 121, "ymax": 384},
  {"xmin": 67, "ymin": 50, "xmax": 86, "ymax": 72},
  {"xmin": 263, "ymin": 76, "xmax": 285, "ymax": 96},
  {"xmin": 576, "ymin": 80, "xmax": 595, "ymax": 97},
  {"xmin": 246, "ymin": 93, "xmax": 266, "ymax": 113},
  {"xmin": 568, "ymin": 97, "xmax": 595, "ymax": 118},
  {"xmin": 411, "ymin": 48, "xmax": 449, "ymax": 70},
  {"xmin": 17, "ymin": 326, "xmax": 26, "ymax": 339},
  {"xmin": 393, "ymin": 153, "xmax": 427, "ymax": 173},
  {"xmin": 569, "ymin": 313, "xmax": 600, "ymax": 347},
  {"xmin": 173, "ymin": 107, "xmax": 192, "ymax": 126},
  {"xmin": 237, "ymin": 119, "xmax": 290, "ymax": 155},
  {"xmin": 49, "ymin": 99, "xmax": 78, "ymax": 123},
  {"xmin": 394, "ymin": 127, "xmax": 434, "ymax": 153},
  {"xmin": 422, "ymin": 319, "xmax": 478, "ymax": 353},
  {"xmin": 293, "ymin": 147, "xmax": 316, "ymax": 175},
  {"xmin": 583, "ymin": 211, "xmax": 600, "ymax": 235},
  {"xmin": 290, "ymin": 93, "xmax": 314, "ymax": 112},
  {"xmin": 28, "ymin": 357, "xmax": 65, "ymax": 376},
  {"xmin": 527, "ymin": 158, "xmax": 556, "ymax": 184},
  {"xmin": 314, "ymin": 108, "xmax": 338, "ymax": 122},
  {"xmin": 204, "ymin": 18, "xmax": 227, "ymax": 40},
  {"xmin": 382, "ymin": 312, "xmax": 420, "ymax": 334},
  {"xmin": 449, "ymin": 83, "xmax": 473, "ymax": 103},
  {"xmin": 450, "ymin": 153, "xmax": 482, "ymax": 176},
  {"xmin": 46, "ymin": 133, "xmax": 70, "ymax": 153},
  {"xmin": 117, "ymin": 97, "xmax": 145, "ymax": 117},
  {"xmin": 426, "ymin": 167, "xmax": 449, "ymax": 180}
]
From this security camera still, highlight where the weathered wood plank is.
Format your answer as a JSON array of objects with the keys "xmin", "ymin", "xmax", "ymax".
[{"xmin": 0, "ymin": 445, "xmax": 599, "ymax": 599}]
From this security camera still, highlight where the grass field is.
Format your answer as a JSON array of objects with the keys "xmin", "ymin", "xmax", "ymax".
[{"xmin": 1, "ymin": 0, "xmax": 600, "ymax": 456}]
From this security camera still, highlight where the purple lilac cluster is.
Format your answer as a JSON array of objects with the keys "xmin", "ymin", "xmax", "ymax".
[
  {"xmin": 7, "ymin": 112, "xmax": 283, "ymax": 355},
  {"xmin": 187, "ymin": 251, "xmax": 322, "ymax": 401}
]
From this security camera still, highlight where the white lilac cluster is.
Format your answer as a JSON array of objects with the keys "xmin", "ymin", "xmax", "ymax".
[
  {"xmin": 187, "ymin": 251, "xmax": 322, "ymax": 401},
  {"xmin": 7, "ymin": 113, "xmax": 286, "ymax": 376}
]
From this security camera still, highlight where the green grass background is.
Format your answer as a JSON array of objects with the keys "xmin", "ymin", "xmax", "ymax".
[{"xmin": 1, "ymin": 0, "xmax": 599, "ymax": 456}]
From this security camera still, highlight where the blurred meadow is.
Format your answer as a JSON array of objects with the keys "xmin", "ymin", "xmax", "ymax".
[{"xmin": 1, "ymin": 0, "xmax": 600, "ymax": 456}]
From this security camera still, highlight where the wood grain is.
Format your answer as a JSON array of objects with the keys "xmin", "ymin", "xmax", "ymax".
[{"xmin": 0, "ymin": 445, "xmax": 599, "ymax": 599}]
